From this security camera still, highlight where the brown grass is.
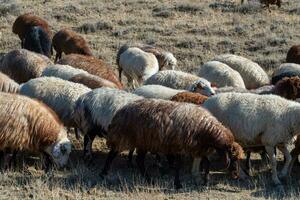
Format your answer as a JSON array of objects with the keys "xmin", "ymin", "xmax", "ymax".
[{"xmin": 1, "ymin": 0, "xmax": 300, "ymax": 199}]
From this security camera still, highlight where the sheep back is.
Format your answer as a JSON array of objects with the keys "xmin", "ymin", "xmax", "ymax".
[
  {"xmin": 41, "ymin": 64, "xmax": 89, "ymax": 80},
  {"xmin": 170, "ymin": 91, "xmax": 208, "ymax": 105},
  {"xmin": 212, "ymin": 54, "xmax": 269, "ymax": 89},
  {"xmin": 20, "ymin": 77, "xmax": 91, "ymax": 127},
  {"xmin": 272, "ymin": 63, "xmax": 300, "ymax": 84},
  {"xmin": 0, "ymin": 49, "xmax": 50, "ymax": 83},
  {"xmin": 57, "ymin": 54, "xmax": 123, "ymax": 89},
  {"xmin": 198, "ymin": 61, "xmax": 246, "ymax": 88},
  {"xmin": 0, "ymin": 72, "xmax": 20, "ymax": 93},
  {"xmin": 69, "ymin": 73, "xmax": 119, "ymax": 89}
]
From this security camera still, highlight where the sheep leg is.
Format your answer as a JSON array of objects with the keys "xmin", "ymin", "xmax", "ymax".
[
  {"xmin": 277, "ymin": 145, "xmax": 291, "ymax": 178},
  {"xmin": 118, "ymin": 68, "xmax": 122, "ymax": 81},
  {"xmin": 83, "ymin": 131, "xmax": 97, "ymax": 163},
  {"xmin": 42, "ymin": 153, "xmax": 53, "ymax": 173},
  {"xmin": 136, "ymin": 150, "xmax": 151, "ymax": 184},
  {"xmin": 54, "ymin": 52, "xmax": 62, "ymax": 63},
  {"xmin": 74, "ymin": 128, "xmax": 80, "ymax": 140},
  {"xmin": 191, "ymin": 157, "xmax": 202, "ymax": 185},
  {"xmin": 265, "ymin": 145, "xmax": 281, "ymax": 185},
  {"xmin": 21, "ymin": 39, "xmax": 24, "ymax": 48},
  {"xmin": 173, "ymin": 155, "xmax": 182, "ymax": 189},
  {"xmin": 202, "ymin": 156, "xmax": 210, "ymax": 186},
  {"xmin": 245, "ymin": 151, "xmax": 253, "ymax": 176},
  {"xmin": 127, "ymin": 149, "xmax": 134, "ymax": 167},
  {"xmin": 101, "ymin": 148, "xmax": 118, "ymax": 177}
]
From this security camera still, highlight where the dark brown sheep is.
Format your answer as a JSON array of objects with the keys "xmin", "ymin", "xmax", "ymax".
[
  {"xmin": 52, "ymin": 29, "xmax": 92, "ymax": 62},
  {"xmin": 69, "ymin": 73, "xmax": 120, "ymax": 89},
  {"xmin": 58, "ymin": 54, "xmax": 123, "ymax": 89},
  {"xmin": 102, "ymin": 99, "xmax": 243, "ymax": 189},
  {"xmin": 170, "ymin": 91, "xmax": 208, "ymax": 105},
  {"xmin": 286, "ymin": 45, "xmax": 300, "ymax": 65},
  {"xmin": 12, "ymin": 13, "xmax": 51, "ymax": 48},
  {"xmin": 274, "ymin": 76, "xmax": 300, "ymax": 100}
]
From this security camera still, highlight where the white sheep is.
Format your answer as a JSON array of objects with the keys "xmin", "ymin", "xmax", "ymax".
[
  {"xmin": 0, "ymin": 72, "xmax": 20, "ymax": 93},
  {"xmin": 41, "ymin": 64, "xmax": 89, "ymax": 80},
  {"xmin": 144, "ymin": 70, "xmax": 215, "ymax": 96},
  {"xmin": 73, "ymin": 88, "xmax": 143, "ymax": 161},
  {"xmin": 212, "ymin": 54, "xmax": 269, "ymax": 89},
  {"xmin": 197, "ymin": 61, "xmax": 246, "ymax": 88},
  {"xmin": 118, "ymin": 47, "xmax": 159, "ymax": 88},
  {"xmin": 201, "ymin": 92, "xmax": 300, "ymax": 186},
  {"xmin": 133, "ymin": 84, "xmax": 186, "ymax": 100},
  {"xmin": 19, "ymin": 77, "xmax": 91, "ymax": 139}
]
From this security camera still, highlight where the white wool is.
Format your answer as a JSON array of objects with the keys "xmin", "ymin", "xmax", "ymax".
[
  {"xmin": 119, "ymin": 47, "xmax": 159, "ymax": 87},
  {"xmin": 144, "ymin": 70, "xmax": 215, "ymax": 96},
  {"xmin": 212, "ymin": 54, "xmax": 269, "ymax": 89},
  {"xmin": 162, "ymin": 51, "xmax": 177, "ymax": 70},
  {"xmin": 20, "ymin": 77, "xmax": 91, "ymax": 127},
  {"xmin": 197, "ymin": 61, "xmax": 246, "ymax": 88},
  {"xmin": 272, "ymin": 63, "xmax": 300, "ymax": 77},
  {"xmin": 73, "ymin": 88, "xmax": 143, "ymax": 135},
  {"xmin": 42, "ymin": 64, "xmax": 89, "ymax": 80},
  {"xmin": 133, "ymin": 85, "xmax": 186, "ymax": 100}
]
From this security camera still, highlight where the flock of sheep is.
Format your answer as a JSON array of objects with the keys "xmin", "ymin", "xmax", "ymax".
[{"xmin": 0, "ymin": 12, "xmax": 300, "ymax": 190}]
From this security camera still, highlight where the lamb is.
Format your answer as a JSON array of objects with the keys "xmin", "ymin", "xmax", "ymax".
[
  {"xmin": 52, "ymin": 29, "xmax": 93, "ymax": 62},
  {"xmin": 133, "ymin": 85, "xmax": 186, "ymax": 100},
  {"xmin": 197, "ymin": 61, "xmax": 246, "ymax": 88},
  {"xmin": 287, "ymin": 45, "xmax": 300, "ymax": 65},
  {"xmin": 0, "ymin": 49, "xmax": 52, "ymax": 83},
  {"xmin": 102, "ymin": 99, "xmax": 243, "ymax": 189},
  {"xmin": 0, "ymin": 72, "xmax": 20, "ymax": 93},
  {"xmin": 144, "ymin": 70, "xmax": 215, "ymax": 96},
  {"xmin": 72, "ymin": 88, "xmax": 143, "ymax": 161},
  {"xmin": 212, "ymin": 54, "xmax": 269, "ymax": 89},
  {"xmin": 202, "ymin": 93, "xmax": 300, "ymax": 185},
  {"xmin": 12, "ymin": 13, "xmax": 51, "ymax": 48},
  {"xmin": 0, "ymin": 92, "xmax": 71, "ymax": 169},
  {"xmin": 57, "ymin": 54, "xmax": 123, "ymax": 89},
  {"xmin": 118, "ymin": 47, "xmax": 159, "ymax": 88},
  {"xmin": 20, "ymin": 77, "xmax": 91, "ymax": 139},
  {"xmin": 69, "ymin": 73, "xmax": 120, "ymax": 89},
  {"xmin": 117, "ymin": 43, "xmax": 177, "ymax": 70},
  {"xmin": 41, "ymin": 64, "xmax": 89, "ymax": 80},
  {"xmin": 23, "ymin": 26, "xmax": 52, "ymax": 57},
  {"xmin": 170, "ymin": 91, "xmax": 208, "ymax": 105},
  {"xmin": 272, "ymin": 63, "xmax": 300, "ymax": 84}
]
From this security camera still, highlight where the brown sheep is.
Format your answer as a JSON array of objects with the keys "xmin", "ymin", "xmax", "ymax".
[
  {"xmin": 170, "ymin": 91, "xmax": 208, "ymax": 105},
  {"xmin": 0, "ymin": 92, "xmax": 71, "ymax": 169},
  {"xmin": 0, "ymin": 49, "xmax": 52, "ymax": 83},
  {"xmin": 69, "ymin": 73, "xmax": 120, "ymax": 89},
  {"xmin": 286, "ymin": 45, "xmax": 300, "ymax": 65},
  {"xmin": 12, "ymin": 13, "xmax": 51, "ymax": 48},
  {"xmin": 57, "ymin": 54, "xmax": 123, "ymax": 89},
  {"xmin": 0, "ymin": 72, "xmax": 20, "ymax": 93},
  {"xmin": 102, "ymin": 99, "xmax": 243, "ymax": 189},
  {"xmin": 274, "ymin": 76, "xmax": 300, "ymax": 100},
  {"xmin": 52, "ymin": 29, "xmax": 92, "ymax": 62}
]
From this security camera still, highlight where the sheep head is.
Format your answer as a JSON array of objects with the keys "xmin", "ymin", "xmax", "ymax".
[{"xmin": 190, "ymin": 78, "xmax": 215, "ymax": 96}]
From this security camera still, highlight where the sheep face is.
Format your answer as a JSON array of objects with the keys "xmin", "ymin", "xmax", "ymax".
[
  {"xmin": 228, "ymin": 142, "xmax": 244, "ymax": 179},
  {"xmin": 163, "ymin": 52, "xmax": 177, "ymax": 70},
  {"xmin": 190, "ymin": 78, "xmax": 215, "ymax": 96},
  {"xmin": 44, "ymin": 130, "xmax": 72, "ymax": 168}
]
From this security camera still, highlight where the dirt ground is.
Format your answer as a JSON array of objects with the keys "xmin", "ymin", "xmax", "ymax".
[{"xmin": 0, "ymin": 0, "xmax": 300, "ymax": 199}]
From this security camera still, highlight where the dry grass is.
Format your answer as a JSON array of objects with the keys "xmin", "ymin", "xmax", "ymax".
[{"xmin": 1, "ymin": 0, "xmax": 300, "ymax": 199}]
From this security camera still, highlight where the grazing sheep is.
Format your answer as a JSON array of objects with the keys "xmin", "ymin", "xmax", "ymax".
[
  {"xmin": 69, "ymin": 73, "xmax": 120, "ymax": 89},
  {"xmin": 73, "ymin": 88, "xmax": 143, "ymax": 161},
  {"xmin": 144, "ymin": 70, "xmax": 215, "ymax": 96},
  {"xmin": 0, "ymin": 72, "xmax": 20, "ymax": 93},
  {"xmin": 23, "ymin": 26, "xmax": 52, "ymax": 58},
  {"xmin": 212, "ymin": 54, "xmax": 269, "ymax": 89},
  {"xmin": 20, "ymin": 77, "xmax": 91, "ymax": 139},
  {"xmin": 170, "ymin": 91, "xmax": 208, "ymax": 105},
  {"xmin": 52, "ymin": 29, "xmax": 92, "ymax": 62},
  {"xmin": 197, "ymin": 61, "xmax": 246, "ymax": 88},
  {"xmin": 117, "ymin": 43, "xmax": 177, "ymax": 70},
  {"xmin": 57, "ymin": 54, "xmax": 123, "ymax": 89},
  {"xmin": 41, "ymin": 64, "xmax": 89, "ymax": 80},
  {"xmin": 272, "ymin": 63, "xmax": 300, "ymax": 84},
  {"xmin": 287, "ymin": 45, "xmax": 300, "ymax": 65},
  {"xmin": 0, "ymin": 49, "xmax": 51, "ymax": 83},
  {"xmin": 0, "ymin": 92, "xmax": 71, "ymax": 169},
  {"xmin": 12, "ymin": 13, "xmax": 51, "ymax": 48},
  {"xmin": 133, "ymin": 85, "xmax": 186, "ymax": 100},
  {"xmin": 202, "ymin": 93, "xmax": 300, "ymax": 185},
  {"xmin": 118, "ymin": 47, "xmax": 159, "ymax": 88},
  {"xmin": 103, "ymin": 99, "xmax": 243, "ymax": 189}
]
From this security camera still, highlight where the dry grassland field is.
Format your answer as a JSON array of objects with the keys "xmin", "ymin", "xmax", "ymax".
[{"xmin": 1, "ymin": 0, "xmax": 300, "ymax": 199}]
